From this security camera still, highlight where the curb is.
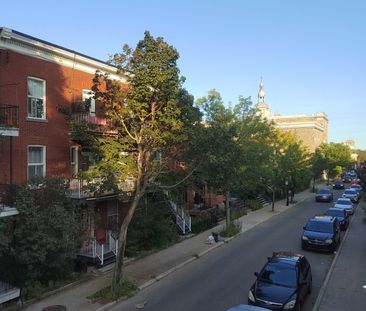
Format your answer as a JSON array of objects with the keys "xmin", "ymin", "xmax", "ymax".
[{"xmin": 311, "ymin": 203, "xmax": 358, "ymax": 311}]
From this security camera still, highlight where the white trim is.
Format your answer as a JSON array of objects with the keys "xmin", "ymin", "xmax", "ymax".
[
  {"xmin": 0, "ymin": 206, "xmax": 19, "ymax": 217},
  {"xmin": 271, "ymin": 112, "xmax": 328, "ymax": 121},
  {"xmin": 274, "ymin": 122, "xmax": 325, "ymax": 131},
  {"xmin": 0, "ymin": 286, "xmax": 20, "ymax": 304},
  {"xmin": 0, "ymin": 28, "xmax": 127, "ymax": 83},
  {"xmin": 0, "ymin": 128, "xmax": 19, "ymax": 136},
  {"xmin": 27, "ymin": 76, "xmax": 46, "ymax": 120},
  {"xmin": 27, "ymin": 145, "xmax": 46, "ymax": 180}
]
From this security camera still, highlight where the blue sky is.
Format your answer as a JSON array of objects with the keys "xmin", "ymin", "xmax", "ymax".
[{"xmin": 3, "ymin": 0, "xmax": 366, "ymax": 149}]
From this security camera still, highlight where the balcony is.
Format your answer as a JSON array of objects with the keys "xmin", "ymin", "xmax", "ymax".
[
  {"xmin": 68, "ymin": 177, "xmax": 135, "ymax": 199},
  {"xmin": 0, "ymin": 104, "xmax": 19, "ymax": 137},
  {"xmin": 72, "ymin": 113, "xmax": 117, "ymax": 135},
  {"xmin": 68, "ymin": 178, "xmax": 115, "ymax": 199},
  {"xmin": 0, "ymin": 184, "xmax": 18, "ymax": 217}
]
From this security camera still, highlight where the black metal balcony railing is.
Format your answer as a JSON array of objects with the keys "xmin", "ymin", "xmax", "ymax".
[
  {"xmin": 0, "ymin": 104, "xmax": 19, "ymax": 128},
  {"xmin": 72, "ymin": 113, "xmax": 117, "ymax": 135}
]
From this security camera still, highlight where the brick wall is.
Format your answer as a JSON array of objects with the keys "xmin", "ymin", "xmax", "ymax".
[{"xmin": 0, "ymin": 50, "xmax": 99, "ymax": 184}]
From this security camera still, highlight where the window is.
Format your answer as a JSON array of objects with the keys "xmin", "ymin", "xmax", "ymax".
[
  {"xmin": 82, "ymin": 89, "xmax": 95, "ymax": 115},
  {"xmin": 28, "ymin": 146, "xmax": 46, "ymax": 179},
  {"xmin": 71, "ymin": 146, "xmax": 79, "ymax": 176},
  {"xmin": 28, "ymin": 77, "xmax": 46, "ymax": 119}
]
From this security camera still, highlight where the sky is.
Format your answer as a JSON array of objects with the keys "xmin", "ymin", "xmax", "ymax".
[{"xmin": 2, "ymin": 0, "xmax": 366, "ymax": 149}]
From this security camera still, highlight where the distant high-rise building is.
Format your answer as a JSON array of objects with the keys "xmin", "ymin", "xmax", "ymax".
[{"xmin": 255, "ymin": 80, "xmax": 328, "ymax": 153}]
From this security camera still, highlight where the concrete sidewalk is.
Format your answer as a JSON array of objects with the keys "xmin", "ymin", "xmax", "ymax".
[
  {"xmin": 22, "ymin": 188, "xmax": 315, "ymax": 311},
  {"xmin": 314, "ymin": 200, "xmax": 366, "ymax": 311}
]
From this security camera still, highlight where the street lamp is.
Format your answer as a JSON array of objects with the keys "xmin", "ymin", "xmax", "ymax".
[{"xmin": 285, "ymin": 178, "xmax": 289, "ymax": 206}]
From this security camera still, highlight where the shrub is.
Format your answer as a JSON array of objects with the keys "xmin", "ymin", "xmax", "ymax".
[
  {"xmin": 126, "ymin": 199, "xmax": 179, "ymax": 257},
  {"xmin": 220, "ymin": 221, "xmax": 241, "ymax": 237},
  {"xmin": 191, "ymin": 214, "xmax": 213, "ymax": 234},
  {"xmin": 246, "ymin": 199, "xmax": 262, "ymax": 211},
  {"xmin": 0, "ymin": 178, "xmax": 85, "ymax": 290}
]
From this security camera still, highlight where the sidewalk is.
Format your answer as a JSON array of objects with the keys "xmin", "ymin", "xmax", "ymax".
[
  {"xmin": 22, "ymin": 188, "xmax": 315, "ymax": 311},
  {"xmin": 314, "ymin": 199, "xmax": 366, "ymax": 311}
]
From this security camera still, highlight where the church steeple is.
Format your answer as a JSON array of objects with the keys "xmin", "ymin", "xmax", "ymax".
[{"xmin": 255, "ymin": 78, "xmax": 271, "ymax": 119}]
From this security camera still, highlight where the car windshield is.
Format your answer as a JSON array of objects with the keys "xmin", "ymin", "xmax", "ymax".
[
  {"xmin": 336, "ymin": 199, "xmax": 352, "ymax": 206},
  {"xmin": 305, "ymin": 220, "xmax": 333, "ymax": 233},
  {"xmin": 326, "ymin": 210, "xmax": 344, "ymax": 218},
  {"xmin": 318, "ymin": 189, "xmax": 330, "ymax": 194},
  {"xmin": 259, "ymin": 262, "xmax": 296, "ymax": 288},
  {"xmin": 344, "ymin": 190, "xmax": 356, "ymax": 195}
]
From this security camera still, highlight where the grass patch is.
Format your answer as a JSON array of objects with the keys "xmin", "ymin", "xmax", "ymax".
[
  {"xmin": 220, "ymin": 221, "xmax": 241, "ymax": 238},
  {"xmin": 87, "ymin": 280, "xmax": 137, "ymax": 304}
]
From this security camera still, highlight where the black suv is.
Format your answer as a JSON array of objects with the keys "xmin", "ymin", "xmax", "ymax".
[
  {"xmin": 248, "ymin": 252, "xmax": 312, "ymax": 310},
  {"xmin": 302, "ymin": 216, "xmax": 341, "ymax": 252}
]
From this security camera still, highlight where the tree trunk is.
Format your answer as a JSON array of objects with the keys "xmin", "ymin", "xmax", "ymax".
[
  {"xmin": 225, "ymin": 191, "xmax": 230, "ymax": 229},
  {"xmin": 271, "ymin": 188, "xmax": 275, "ymax": 212},
  {"xmin": 112, "ymin": 195, "xmax": 139, "ymax": 288}
]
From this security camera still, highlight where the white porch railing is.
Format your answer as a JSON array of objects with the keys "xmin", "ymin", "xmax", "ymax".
[
  {"xmin": 68, "ymin": 177, "xmax": 135, "ymax": 199},
  {"xmin": 163, "ymin": 191, "xmax": 191, "ymax": 234},
  {"xmin": 68, "ymin": 178, "xmax": 115, "ymax": 199},
  {"xmin": 78, "ymin": 232, "xmax": 118, "ymax": 266}
]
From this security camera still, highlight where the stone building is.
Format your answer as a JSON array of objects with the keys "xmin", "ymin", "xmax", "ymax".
[{"xmin": 255, "ymin": 81, "xmax": 328, "ymax": 153}]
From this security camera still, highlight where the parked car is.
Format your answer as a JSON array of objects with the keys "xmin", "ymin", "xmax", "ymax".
[
  {"xmin": 350, "ymin": 184, "xmax": 362, "ymax": 199},
  {"xmin": 325, "ymin": 207, "xmax": 349, "ymax": 230},
  {"xmin": 334, "ymin": 198, "xmax": 355, "ymax": 215},
  {"xmin": 248, "ymin": 251, "xmax": 312, "ymax": 311},
  {"xmin": 342, "ymin": 189, "xmax": 359, "ymax": 203},
  {"xmin": 302, "ymin": 215, "xmax": 341, "ymax": 252},
  {"xmin": 332, "ymin": 180, "xmax": 345, "ymax": 190},
  {"xmin": 315, "ymin": 189, "xmax": 333, "ymax": 202},
  {"xmin": 226, "ymin": 305, "xmax": 271, "ymax": 311},
  {"xmin": 343, "ymin": 175, "xmax": 352, "ymax": 183},
  {"xmin": 351, "ymin": 179, "xmax": 361, "ymax": 185}
]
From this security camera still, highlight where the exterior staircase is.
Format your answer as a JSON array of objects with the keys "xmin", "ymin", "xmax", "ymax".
[
  {"xmin": 256, "ymin": 195, "xmax": 271, "ymax": 207},
  {"xmin": 163, "ymin": 191, "xmax": 192, "ymax": 235}
]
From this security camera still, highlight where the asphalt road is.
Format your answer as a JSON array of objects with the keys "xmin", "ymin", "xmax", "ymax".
[{"xmin": 111, "ymin": 189, "xmax": 348, "ymax": 311}]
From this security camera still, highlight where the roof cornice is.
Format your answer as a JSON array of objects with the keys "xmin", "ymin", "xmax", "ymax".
[{"xmin": 0, "ymin": 27, "xmax": 127, "ymax": 83}]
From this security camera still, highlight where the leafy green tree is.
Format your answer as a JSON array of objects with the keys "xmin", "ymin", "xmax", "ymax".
[
  {"xmin": 187, "ymin": 90, "xmax": 242, "ymax": 228},
  {"xmin": 313, "ymin": 143, "xmax": 352, "ymax": 183},
  {"xmin": 355, "ymin": 149, "xmax": 366, "ymax": 163},
  {"xmin": 188, "ymin": 90, "xmax": 278, "ymax": 222},
  {"xmin": 90, "ymin": 32, "xmax": 195, "ymax": 287},
  {"xmin": 0, "ymin": 178, "xmax": 84, "ymax": 287}
]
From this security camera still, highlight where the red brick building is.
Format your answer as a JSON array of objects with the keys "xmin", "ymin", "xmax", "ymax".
[{"xmin": 0, "ymin": 27, "xmax": 130, "ymax": 265}]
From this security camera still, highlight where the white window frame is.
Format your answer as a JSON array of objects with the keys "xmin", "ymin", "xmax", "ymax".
[
  {"xmin": 27, "ymin": 77, "xmax": 46, "ymax": 119},
  {"xmin": 27, "ymin": 145, "xmax": 46, "ymax": 180},
  {"xmin": 71, "ymin": 146, "xmax": 79, "ymax": 176},
  {"xmin": 82, "ymin": 89, "xmax": 95, "ymax": 116}
]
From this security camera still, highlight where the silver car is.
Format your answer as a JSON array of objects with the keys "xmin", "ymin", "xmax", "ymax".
[
  {"xmin": 334, "ymin": 198, "xmax": 354, "ymax": 215},
  {"xmin": 342, "ymin": 189, "xmax": 359, "ymax": 203}
]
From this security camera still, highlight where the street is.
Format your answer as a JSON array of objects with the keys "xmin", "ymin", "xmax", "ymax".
[{"xmin": 110, "ymin": 189, "xmax": 348, "ymax": 311}]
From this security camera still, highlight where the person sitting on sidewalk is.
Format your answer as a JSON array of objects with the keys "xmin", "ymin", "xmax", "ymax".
[
  {"xmin": 206, "ymin": 234, "xmax": 215, "ymax": 244},
  {"xmin": 212, "ymin": 231, "xmax": 223, "ymax": 243}
]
